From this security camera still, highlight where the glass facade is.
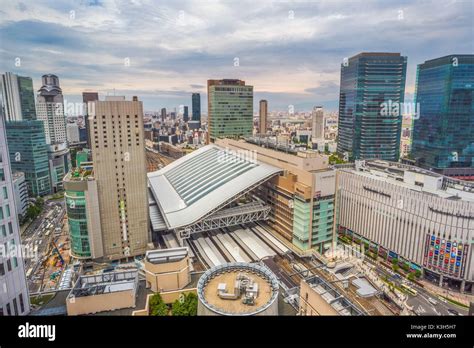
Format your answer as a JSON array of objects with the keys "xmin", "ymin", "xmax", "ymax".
[
  {"xmin": 208, "ymin": 80, "xmax": 253, "ymax": 141},
  {"xmin": 411, "ymin": 55, "xmax": 474, "ymax": 173},
  {"xmin": 311, "ymin": 196, "xmax": 335, "ymax": 252},
  {"xmin": 65, "ymin": 190, "xmax": 91, "ymax": 258},
  {"xmin": 292, "ymin": 197, "xmax": 311, "ymax": 250},
  {"xmin": 337, "ymin": 53, "xmax": 407, "ymax": 161},
  {"xmin": 17, "ymin": 76, "xmax": 36, "ymax": 121},
  {"xmin": 6, "ymin": 120, "xmax": 51, "ymax": 196},
  {"xmin": 192, "ymin": 93, "xmax": 201, "ymax": 123}
]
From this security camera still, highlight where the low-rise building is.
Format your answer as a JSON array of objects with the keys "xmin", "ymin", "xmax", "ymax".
[
  {"xmin": 144, "ymin": 247, "xmax": 191, "ymax": 292},
  {"xmin": 63, "ymin": 168, "xmax": 103, "ymax": 259},
  {"xmin": 335, "ymin": 160, "xmax": 474, "ymax": 293},
  {"xmin": 299, "ymin": 276, "xmax": 364, "ymax": 316},
  {"xmin": 66, "ymin": 270, "xmax": 138, "ymax": 315}
]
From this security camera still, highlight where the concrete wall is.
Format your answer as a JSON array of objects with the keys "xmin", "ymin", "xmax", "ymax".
[{"xmin": 66, "ymin": 289, "xmax": 136, "ymax": 316}]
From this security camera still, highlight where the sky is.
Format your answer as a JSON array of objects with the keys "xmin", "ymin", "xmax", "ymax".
[{"xmin": 0, "ymin": 0, "xmax": 473, "ymax": 114}]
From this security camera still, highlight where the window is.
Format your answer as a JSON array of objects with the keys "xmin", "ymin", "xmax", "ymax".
[
  {"xmin": 19, "ymin": 293, "xmax": 24, "ymax": 313},
  {"xmin": 1, "ymin": 225, "xmax": 5, "ymax": 237},
  {"xmin": 2, "ymin": 187, "xmax": 7, "ymax": 199},
  {"xmin": 8, "ymin": 222, "xmax": 13, "ymax": 235},
  {"xmin": 5, "ymin": 205, "xmax": 10, "ymax": 218},
  {"xmin": 0, "ymin": 207, "xmax": 3, "ymax": 219}
]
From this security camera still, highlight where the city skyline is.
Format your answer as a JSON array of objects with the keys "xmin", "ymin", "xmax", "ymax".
[{"xmin": 0, "ymin": 0, "xmax": 472, "ymax": 113}]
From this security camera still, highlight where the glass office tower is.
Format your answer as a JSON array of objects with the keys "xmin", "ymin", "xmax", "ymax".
[
  {"xmin": 411, "ymin": 54, "xmax": 474, "ymax": 179},
  {"xmin": 6, "ymin": 121, "xmax": 51, "ymax": 196},
  {"xmin": 192, "ymin": 93, "xmax": 201, "ymax": 123},
  {"xmin": 207, "ymin": 79, "xmax": 253, "ymax": 143},
  {"xmin": 337, "ymin": 52, "xmax": 407, "ymax": 161}
]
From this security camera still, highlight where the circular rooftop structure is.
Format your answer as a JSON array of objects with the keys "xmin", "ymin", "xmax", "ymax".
[{"xmin": 197, "ymin": 262, "xmax": 279, "ymax": 316}]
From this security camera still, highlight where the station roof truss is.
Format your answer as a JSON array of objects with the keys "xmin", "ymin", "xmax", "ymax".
[{"xmin": 148, "ymin": 144, "xmax": 283, "ymax": 235}]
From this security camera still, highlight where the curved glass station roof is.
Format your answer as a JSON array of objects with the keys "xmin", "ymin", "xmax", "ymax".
[{"xmin": 148, "ymin": 144, "xmax": 282, "ymax": 230}]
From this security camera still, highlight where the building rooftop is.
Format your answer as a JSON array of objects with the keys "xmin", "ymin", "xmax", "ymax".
[
  {"xmin": 147, "ymin": 144, "xmax": 282, "ymax": 230},
  {"xmin": 68, "ymin": 270, "xmax": 138, "ymax": 299},
  {"xmin": 197, "ymin": 263, "xmax": 279, "ymax": 316},
  {"xmin": 339, "ymin": 160, "xmax": 474, "ymax": 203},
  {"xmin": 304, "ymin": 276, "xmax": 364, "ymax": 316},
  {"xmin": 145, "ymin": 247, "xmax": 189, "ymax": 264}
]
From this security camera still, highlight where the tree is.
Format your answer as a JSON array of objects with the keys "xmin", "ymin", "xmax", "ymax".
[
  {"xmin": 415, "ymin": 270, "xmax": 422, "ymax": 278},
  {"xmin": 149, "ymin": 293, "xmax": 168, "ymax": 316},
  {"xmin": 171, "ymin": 292, "xmax": 198, "ymax": 316},
  {"xmin": 407, "ymin": 272, "xmax": 415, "ymax": 281}
]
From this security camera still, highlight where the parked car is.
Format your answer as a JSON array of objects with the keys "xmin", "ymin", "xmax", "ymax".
[
  {"xmin": 428, "ymin": 297, "xmax": 438, "ymax": 305},
  {"xmin": 447, "ymin": 309, "xmax": 459, "ymax": 316}
]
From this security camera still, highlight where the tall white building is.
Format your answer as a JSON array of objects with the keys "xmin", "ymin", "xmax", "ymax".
[
  {"xmin": 311, "ymin": 106, "xmax": 324, "ymax": 142},
  {"xmin": 36, "ymin": 74, "xmax": 67, "ymax": 145},
  {"xmin": 335, "ymin": 160, "xmax": 474, "ymax": 293},
  {"xmin": 66, "ymin": 122, "xmax": 80, "ymax": 144},
  {"xmin": 0, "ymin": 106, "xmax": 31, "ymax": 315},
  {"xmin": 37, "ymin": 75, "xmax": 70, "ymax": 192}
]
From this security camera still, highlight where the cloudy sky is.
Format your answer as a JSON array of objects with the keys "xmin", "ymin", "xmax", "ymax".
[{"xmin": 0, "ymin": 0, "xmax": 472, "ymax": 114}]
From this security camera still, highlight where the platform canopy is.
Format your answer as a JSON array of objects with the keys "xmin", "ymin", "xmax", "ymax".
[{"xmin": 147, "ymin": 144, "xmax": 282, "ymax": 231}]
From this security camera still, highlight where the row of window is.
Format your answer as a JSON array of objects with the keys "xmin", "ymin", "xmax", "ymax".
[{"xmin": 0, "ymin": 292, "xmax": 26, "ymax": 315}]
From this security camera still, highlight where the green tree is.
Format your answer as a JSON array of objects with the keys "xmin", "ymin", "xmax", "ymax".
[
  {"xmin": 149, "ymin": 293, "xmax": 168, "ymax": 316},
  {"xmin": 407, "ymin": 272, "xmax": 415, "ymax": 281},
  {"xmin": 171, "ymin": 292, "xmax": 198, "ymax": 316},
  {"xmin": 415, "ymin": 270, "xmax": 422, "ymax": 278}
]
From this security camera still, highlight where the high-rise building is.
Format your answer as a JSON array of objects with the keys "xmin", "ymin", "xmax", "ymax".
[
  {"xmin": 0, "ymin": 105, "xmax": 31, "ymax": 315},
  {"xmin": 161, "ymin": 108, "xmax": 166, "ymax": 123},
  {"xmin": 37, "ymin": 75, "xmax": 70, "ymax": 191},
  {"xmin": 207, "ymin": 79, "xmax": 253, "ymax": 143},
  {"xmin": 183, "ymin": 106, "xmax": 189, "ymax": 122},
  {"xmin": 47, "ymin": 142, "xmax": 70, "ymax": 193},
  {"xmin": 1, "ymin": 72, "xmax": 36, "ymax": 121},
  {"xmin": 6, "ymin": 121, "xmax": 51, "ymax": 196},
  {"xmin": 259, "ymin": 99, "xmax": 268, "ymax": 135},
  {"xmin": 67, "ymin": 122, "xmax": 80, "ymax": 144},
  {"xmin": 311, "ymin": 106, "xmax": 324, "ymax": 142},
  {"xmin": 82, "ymin": 92, "xmax": 99, "ymax": 150},
  {"xmin": 36, "ymin": 74, "xmax": 67, "ymax": 145},
  {"xmin": 337, "ymin": 53, "xmax": 407, "ymax": 161},
  {"xmin": 89, "ymin": 96, "xmax": 149, "ymax": 260},
  {"xmin": 411, "ymin": 54, "xmax": 474, "ymax": 179},
  {"xmin": 11, "ymin": 172, "xmax": 28, "ymax": 219},
  {"xmin": 192, "ymin": 93, "xmax": 201, "ymax": 124}
]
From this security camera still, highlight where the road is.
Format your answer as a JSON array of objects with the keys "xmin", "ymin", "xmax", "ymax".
[
  {"xmin": 21, "ymin": 200, "xmax": 66, "ymax": 293},
  {"xmin": 364, "ymin": 256, "xmax": 468, "ymax": 316}
]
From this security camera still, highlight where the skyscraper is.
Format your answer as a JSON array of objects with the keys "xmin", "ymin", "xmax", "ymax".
[
  {"xmin": 259, "ymin": 99, "xmax": 268, "ymax": 135},
  {"xmin": 82, "ymin": 92, "xmax": 99, "ymax": 150},
  {"xmin": 192, "ymin": 93, "xmax": 201, "ymax": 124},
  {"xmin": 311, "ymin": 106, "xmax": 324, "ymax": 142},
  {"xmin": 0, "ymin": 104, "xmax": 31, "ymax": 315},
  {"xmin": 411, "ymin": 54, "xmax": 474, "ymax": 179},
  {"xmin": 6, "ymin": 121, "xmax": 51, "ymax": 196},
  {"xmin": 337, "ymin": 52, "xmax": 407, "ymax": 161},
  {"xmin": 183, "ymin": 106, "xmax": 189, "ymax": 122},
  {"xmin": 207, "ymin": 79, "xmax": 253, "ymax": 143},
  {"xmin": 1, "ymin": 72, "xmax": 36, "ymax": 121},
  {"xmin": 161, "ymin": 108, "xmax": 167, "ymax": 123},
  {"xmin": 37, "ymin": 75, "xmax": 70, "ymax": 192},
  {"xmin": 89, "ymin": 96, "xmax": 149, "ymax": 260},
  {"xmin": 36, "ymin": 74, "xmax": 67, "ymax": 145}
]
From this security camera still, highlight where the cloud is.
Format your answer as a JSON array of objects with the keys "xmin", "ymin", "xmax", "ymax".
[{"xmin": 0, "ymin": 0, "xmax": 472, "ymax": 113}]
